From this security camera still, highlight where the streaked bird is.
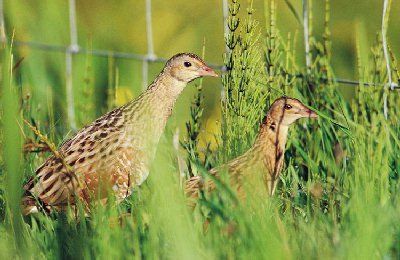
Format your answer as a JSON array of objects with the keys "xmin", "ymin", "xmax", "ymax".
[
  {"xmin": 22, "ymin": 53, "xmax": 218, "ymax": 215},
  {"xmin": 185, "ymin": 97, "xmax": 317, "ymax": 205}
]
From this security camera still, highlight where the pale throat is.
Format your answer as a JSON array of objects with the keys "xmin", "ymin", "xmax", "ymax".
[{"xmin": 152, "ymin": 73, "xmax": 187, "ymax": 113}]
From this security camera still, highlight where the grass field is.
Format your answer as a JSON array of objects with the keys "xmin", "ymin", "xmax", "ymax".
[{"xmin": 1, "ymin": 0, "xmax": 400, "ymax": 259}]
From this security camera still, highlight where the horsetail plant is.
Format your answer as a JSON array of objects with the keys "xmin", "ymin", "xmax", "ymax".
[{"xmin": 222, "ymin": 0, "xmax": 268, "ymax": 160}]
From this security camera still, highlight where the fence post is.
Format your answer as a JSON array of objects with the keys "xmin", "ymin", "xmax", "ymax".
[
  {"xmin": 302, "ymin": 0, "xmax": 311, "ymax": 74},
  {"xmin": 65, "ymin": 0, "xmax": 79, "ymax": 129},
  {"xmin": 382, "ymin": 0, "xmax": 393, "ymax": 119},
  {"xmin": 222, "ymin": 0, "xmax": 229, "ymax": 54},
  {"xmin": 0, "ymin": 0, "xmax": 6, "ymax": 44},
  {"xmin": 66, "ymin": 0, "xmax": 79, "ymax": 129},
  {"xmin": 221, "ymin": 0, "xmax": 229, "ymax": 102},
  {"xmin": 143, "ymin": 0, "xmax": 156, "ymax": 89}
]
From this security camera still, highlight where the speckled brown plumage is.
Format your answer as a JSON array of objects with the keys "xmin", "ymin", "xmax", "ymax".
[
  {"xmin": 185, "ymin": 97, "xmax": 317, "ymax": 206},
  {"xmin": 22, "ymin": 53, "xmax": 218, "ymax": 215}
]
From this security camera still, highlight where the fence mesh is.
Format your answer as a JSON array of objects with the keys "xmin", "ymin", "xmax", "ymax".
[{"xmin": 1, "ymin": 0, "xmax": 398, "ymax": 127}]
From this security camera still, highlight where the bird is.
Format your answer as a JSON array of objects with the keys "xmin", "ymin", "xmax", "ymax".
[
  {"xmin": 22, "ymin": 53, "xmax": 218, "ymax": 215},
  {"xmin": 185, "ymin": 96, "xmax": 317, "ymax": 206}
]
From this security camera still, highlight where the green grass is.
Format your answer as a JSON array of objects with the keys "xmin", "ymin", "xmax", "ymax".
[{"xmin": 1, "ymin": 0, "xmax": 400, "ymax": 258}]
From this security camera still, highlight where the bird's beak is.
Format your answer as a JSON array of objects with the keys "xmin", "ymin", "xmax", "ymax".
[
  {"xmin": 303, "ymin": 109, "xmax": 318, "ymax": 119},
  {"xmin": 199, "ymin": 65, "xmax": 219, "ymax": 77}
]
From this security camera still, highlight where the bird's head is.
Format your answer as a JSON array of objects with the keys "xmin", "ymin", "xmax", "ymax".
[
  {"xmin": 165, "ymin": 53, "xmax": 218, "ymax": 83},
  {"xmin": 268, "ymin": 96, "xmax": 318, "ymax": 126}
]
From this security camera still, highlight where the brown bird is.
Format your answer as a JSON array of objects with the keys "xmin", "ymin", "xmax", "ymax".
[
  {"xmin": 185, "ymin": 97, "xmax": 317, "ymax": 205},
  {"xmin": 22, "ymin": 53, "xmax": 218, "ymax": 215}
]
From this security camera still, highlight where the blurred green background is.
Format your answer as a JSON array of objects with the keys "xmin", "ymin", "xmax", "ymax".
[{"xmin": 4, "ymin": 0, "xmax": 400, "ymax": 136}]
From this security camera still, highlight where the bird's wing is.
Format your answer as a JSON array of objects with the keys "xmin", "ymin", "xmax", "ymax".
[
  {"xmin": 59, "ymin": 106, "xmax": 126, "ymax": 152},
  {"xmin": 24, "ymin": 155, "xmax": 80, "ymax": 207},
  {"xmin": 185, "ymin": 175, "xmax": 202, "ymax": 205},
  {"xmin": 23, "ymin": 106, "xmax": 128, "ymax": 208}
]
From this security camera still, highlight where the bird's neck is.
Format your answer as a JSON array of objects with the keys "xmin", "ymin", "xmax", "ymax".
[
  {"xmin": 149, "ymin": 74, "xmax": 187, "ymax": 126},
  {"xmin": 223, "ymin": 115, "xmax": 289, "ymax": 185},
  {"xmin": 148, "ymin": 71, "xmax": 187, "ymax": 98},
  {"xmin": 252, "ymin": 114, "xmax": 289, "ymax": 168},
  {"xmin": 125, "ymin": 72, "xmax": 187, "ymax": 119},
  {"xmin": 120, "ymin": 72, "xmax": 187, "ymax": 166}
]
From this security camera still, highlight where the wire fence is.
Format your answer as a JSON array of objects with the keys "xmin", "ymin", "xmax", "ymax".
[{"xmin": 1, "ymin": 0, "xmax": 399, "ymax": 126}]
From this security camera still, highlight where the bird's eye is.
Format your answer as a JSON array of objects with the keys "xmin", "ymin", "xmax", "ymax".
[
  {"xmin": 284, "ymin": 104, "xmax": 292, "ymax": 110},
  {"xmin": 184, "ymin": 61, "xmax": 192, "ymax": 67}
]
